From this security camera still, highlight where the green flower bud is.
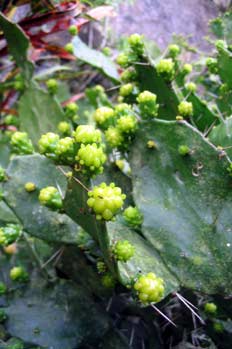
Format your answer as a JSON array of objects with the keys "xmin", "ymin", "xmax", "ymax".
[
  {"xmin": 156, "ymin": 58, "xmax": 175, "ymax": 80},
  {"xmin": 11, "ymin": 132, "xmax": 34, "ymax": 155},
  {"xmin": 58, "ymin": 121, "xmax": 71, "ymax": 135},
  {"xmin": 168, "ymin": 44, "xmax": 180, "ymax": 57},
  {"xmin": 116, "ymin": 53, "xmax": 130, "ymax": 68},
  {"xmin": 24, "ymin": 182, "xmax": 36, "ymax": 192},
  {"xmin": 134, "ymin": 272, "xmax": 165, "ymax": 304},
  {"xmin": 55, "ymin": 137, "xmax": 75, "ymax": 164},
  {"xmin": 0, "ymin": 224, "xmax": 21, "ymax": 247},
  {"xmin": 105, "ymin": 127, "xmax": 124, "ymax": 148},
  {"xmin": 147, "ymin": 140, "xmax": 157, "ymax": 149},
  {"xmin": 102, "ymin": 273, "xmax": 116, "ymax": 288},
  {"xmin": 65, "ymin": 42, "xmax": 74, "ymax": 54},
  {"xmin": 68, "ymin": 24, "xmax": 78, "ymax": 36},
  {"xmin": 123, "ymin": 206, "xmax": 143, "ymax": 227},
  {"xmin": 178, "ymin": 144, "xmax": 190, "ymax": 156},
  {"xmin": 119, "ymin": 83, "xmax": 134, "ymax": 97},
  {"xmin": 204, "ymin": 302, "xmax": 217, "ymax": 315},
  {"xmin": 121, "ymin": 67, "xmax": 137, "ymax": 82},
  {"xmin": 76, "ymin": 143, "xmax": 106, "ymax": 176},
  {"xmin": 94, "ymin": 107, "xmax": 115, "ymax": 128},
  {"xmin": 128, "ymin": 33, "xmax": 144, "ymax": 55},
  {"xmin": 96, "ymin": 261, "xmax": 107, "ymax": 274},
  {"xmin": 4, "ymin": 114, "xmax": 20, "ymax": 127},
  {"xmin": 10, "ymin": 266, "xmax": 29, "ymax": 282},
  {"xmin": 206, "ymin": 57, "xmax": 218, "ymax": 74},
  {"xmin": 116, "ymin": 114, "xmax": 137, "ymax": 134},
  {"xmin": 0, "ymin": 282, "xmax": 7, "ymax": 295},
  {"xmin": 182, "ymin": 63, "xmax": 192, "ymax": 75},
  {"xmin": 178, "ymin": 101, "xmax": 193, "ymax": 117},
  {"xmin": 39, "ymin": 186, "xmax": 63, "ymax": 209},
  {"xmin": 65, "ymin": 102, "xmax": 79, "ymax": 119},
  {"xmin": 46, "ymin": 79, "xmax": 58, "ymax": 95},
  {"xmin": 102, "ymin": 47, "xmax": 111, "ymax": 56},
  {"xmin": 137, "ymin": 90, "xmax": 159, "ymax": 118},
  {"xmin": 74, "ymin": 125, "xmax": 102, "ymax": 144},
  {"xmin": 114, "ymin": 103, "xmax": 133, "ymax": 117},
  {"xmin": 38, "ymin": 132, "xmax": 60, "ymax": 158},
  {"xmin": 185, "ymin": 82, "xmax": 197, "ymax": 93},
  {"xmin": 213, "ymin": 321, "xmax": 224, "ymax": 333},
  {"xmin": 113, "ymin": 240, "xmax": 135, "ymax": 262},
  {"xmin": 215, "ymin": 40, "xmax": 227, "ymax": 51},
  {"xmin": 87, "ymin": 182, "xmax": 126, "ymax": 221}
]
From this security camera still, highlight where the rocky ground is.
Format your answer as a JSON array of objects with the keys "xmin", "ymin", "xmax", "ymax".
[{"xmin": 111, "ymin": 0, "xmax": 225, "ymax": 51}]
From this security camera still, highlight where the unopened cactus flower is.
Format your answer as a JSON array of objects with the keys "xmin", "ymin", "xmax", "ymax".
[
  {"xmin": 102, "ymin": 273, "xmax": 116, "ymax": 288},
  {"xmin": 74, "ymin": 125, "xmax": 102, "ymax": 144},
  {"xmin": 46, "ymin": 79, "xmax": 58, "ymax": 95},
  {"xmin": 38, "ymin": 132, "xmax": 60, "ymax": 157},
  {"xmin": 113, "ymin": 240, "xmax": 135, "ymax": 262},
  {"xmin": 58, "ymin": 121, "xmax": 71, "ymax": 135},
  {"xmin": 87, "ymin": 182, "xmax": 126, "ymax": 221},
  {"xmin": 123, "ymin": 206, "xmax": 143, "ymax": 227},
  {"xmin": 137, "ymin": 90, "xmax": 159, "ymax": 118},
  {"xmin": 105, "ymin": 127, "xmax": 124, "ymax": 148},
  {"xmin": 204, "ymin": 302, "xmax": 217, "ymax": 314},
  {"xmin": 119, "ymin": 83, "xmax": 134, "ymax": 97},
  {"xmin": 11, "ymin": 132, "xmax": 34, "ymax": 155},
  {"xmin": 185, "ymin": 82, "xmax": 197, "ymax": 93},
  {"xmin": 24, "ymin": 182, "xmax": 36, "ymax": 192},
  {"xmin": 178, "ymin": 101, "xmax": 193, "ymax": 117},
  {"xmin": 178, "ymin": 145, "xmax": 190, "ymax": 156},
  {"xmin": 39, "ymin": 186, "xmax": 63, "ymax": 209},
  {"xmin": 156, "ymin": 58, "xmax": 175, "ymax": 80},
  {"xmin": 68, "ymin": 25, "xmax": 78, "ymax": 36},
  {"xmin": 65, "ymin": 42, "xmax": 74, "ymax": 54},
  {"xmin": 76, "ymin": 143, "xmax": 106, "ymax": 175},
  {"xmin": 168, "ymin": 44, "xmax": 180, "ymax": 57},
  {"xmin": 116, "ymin": 114, "xmax": 137, "ymax": 134},
  {"xmin": 134, "ymin": 272, "xmax": 165, "ymax": 304},
  {"xmin": 10, "ymin": 266, "xmax": 29, "ymax": 282},
  {"xmin": 94, "ymin": 107, "xmax": 115, "ymax": 128}
]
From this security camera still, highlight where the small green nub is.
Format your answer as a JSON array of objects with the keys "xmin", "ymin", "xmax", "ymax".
[
  {"xmin": 25, "ymin": 182, "xmax": 36, "ymax": 192},
  {"xmin": 10, "ymin": 266, "xmax": 29, "ymax": 282},
  {"xmin": 46, "ymin": 79, "xmax": 58, "ymax": 95},
  {"xmin": 65, "ymin": 42, "xmax": 74, "ymax": 54},
  {"xmin": 102, "ymin": 273, "xmax": 116, "ymax": 288},
  {"xmin": 204, "ymin": 302, "xmax": 217, "ymax": 314},
  {"xmin": 178, "ymin": 145, "xmax": 190, "ymax": 156},
  {"xmin": 68, "ymin": 25, "xmax": 78, "ymax": 36}
]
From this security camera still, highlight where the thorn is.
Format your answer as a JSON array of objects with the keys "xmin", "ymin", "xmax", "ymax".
[
  {"xmin": 175, "ymin": 292, "xmax": 205, "ymax": 325},
  {"xmin": 176, "ymin": 292, "xmax": 198, "ymax": 310},
  {"xmin": 151, "ymin": 304, "xmax": 177, "ymax": 327}
]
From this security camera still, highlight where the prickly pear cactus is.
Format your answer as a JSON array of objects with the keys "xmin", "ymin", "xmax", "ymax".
[{"xmin": 1, "ymin": 9, "xmax": 232, "ymax": 349}]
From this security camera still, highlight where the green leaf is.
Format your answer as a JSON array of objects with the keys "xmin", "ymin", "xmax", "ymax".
[
  {"xmin": 18, "ymin": 81, "xmax": 65, "ymax": 146},
  {"xmin": 186, "ymin": 93, "xmax": 218, "ymax": 132},
  {"xmin": 0, "ymin": 135, "xmax": 10, "ymax": 168},
  {"xmin": 129, "ymin": 119, "xmax": 232, "ymax": 295},
  {"xmin": 4, "ymin": 278, "xmax": 109, "ymax": 349},
  {"xmin": 3, "ymin": 154, "xmax": 80, "ymax": 243},
  {"xmin": 63, "ymin": 173, "xmax": 101, "ymax": 240},
  {"xmin": 0, "ymin": 13, "xmax": 33, "ymax": 81},
  {"xmin": 217, "ymin": 48, "xmax": 232, "ymax": 89},
  {"xmin": 72, "ymin": 37, "xmax": 119, "ymax": 82},
  {"xmin": 0, "ymin": 201, "xmax": 19, "ymax": 225},
  {"xmin": 135, "ymin": 64, "xmax": 180, "ymax": 119},
  {"xmin": 209, "ymin": 116, "xmax": 232, "ymax": 159},
  {"xmin": 106, "ymin": 218, "xmax": 179, "ymax": 297}
]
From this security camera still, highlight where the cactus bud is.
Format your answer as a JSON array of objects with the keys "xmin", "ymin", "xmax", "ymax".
[
  {"xmin": 11, "ymin": 132, "xmax": 34, "ymax": 155},
  {"xmin": 87, "ymin": 182, "xmax": 126, "ymax": 221},
  {"xmin": 24, "ymin": 182, "xmax": 36, "ymax": 192},
  {"xmin": 39, "ymin": 186, "xmax": 63, "ymax": 209}
]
